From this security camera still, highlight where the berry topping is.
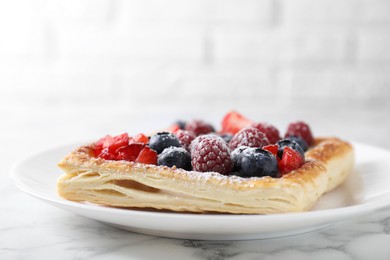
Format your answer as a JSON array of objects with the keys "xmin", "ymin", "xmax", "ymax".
[
  {"xmin": 251, "ymin": 122, "xmax": 281, "ymax": 144},
  {"xmin": 132, "ymin": 133, "xmax": 149, "ymax": 145},
  {"xmin": 96, "ymin": 147, "xmax": 117, "ymax": 160},
  {"xmin": 278, "ymin": 146, "xmax": 305, "ymax": 175},
  {"xmin": 221, "ymin": 111, "xmax": 253, "ymax": 134},
  {"xmin": 231, "ymin": 146, "xmax": 249, "ymax": 171},
  {"xmin": 276, "ymin": 139, "xmax": 305, "ymax": 159},
  {"xmin": 92, "ymin": 112, "xmax": 314, "ymax": 178},
  {"xmin": 166, "ymin": 124, "xmax": 181, "ymax": 133},
  {"xmin": 236, "ymin": 148, "xmax": 278, "ymax": 178},
  {"xmin": 116, "ymin": 143, "xmax": 145, "ymax": 161},
  {"xmin": 175, "ymin": 120, "xmax": 187, "ymax": 130},
  {"xmin": 185, "ymin": 119, "xmax": 215, "ymax": 136},
  {"xmin": 285, "ymin": 136, "xmax": 308, "ymax": 152},
  {"xmin": 158, "ymin": 147, "xmax": 192, "ymax": 171},
  {"xmin": 220, "ymin": 133, "xmax": 233, "ymax": 144},
  {"xmin": 149, "ymin": 132, "xmax": 181, "ymax": 154},
  {"xmin": 94, "ymin": 135, "xmax": 110, "ymax": 156},
  {"xmin": 285, "ymin": 121, "xmax": 314, "ymax": 146},
  {"xmin": 93, "ymin": 133, "xmax": 130, "ymax": 158},
  {"xmin": 110, "ymin": 133, "xmax": 130, "ymax": 150},
  {"xmin": 189, "ymin": 134, "xmax": 222, "ymax": 152},
  {"xmin": 262, "ymin": 144, "xmax": 278, "ymax": 157},
  {"xmin": 93, "ymin": 132, "xmax": 157, "ymax": 165},
  {"xmin": 174, "ymin": 130, "xmax": 196, "ymax": 151},
  {"xmin": 229, "ymin": 127, "xmax": 270, "ymax": 151},
  {"xmin": 136, "ymin": 146, "xmax": 158, "ymax": 165},
  {"xmin": 191, "ymin": 137, "xmax": 232, "ymax": 175}
]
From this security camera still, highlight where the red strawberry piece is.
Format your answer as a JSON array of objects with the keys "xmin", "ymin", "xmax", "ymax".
[
  {"xmin": 221, "ymin": 111, "xmax": 253, "ymax": 135},
  {"xmin": 229, "ymin": 127, "xmax": 270, "ymax": 150},
  {"xmin": 136, "ymin": 146, "xmax": 158, "ymax": 165},
  {"xmin": 166, "ymin": 124, "xmax": 181, "ymax": 133},
  {"xmin": 278, "ymin": 146, "xmax": 305, "ymax": 176},
  {"xmin": 93, "ymin": 135, "xmax": 111, "ymax": 156},
  {"xmin": 93, "ymin": 133, "xmax": 129, "ymax": 157},
  {"xmin": 107, "ymin": 133, "xmax": 130, "ymax": 153},
  {"xmin": 251, "ymin": 122, "xmax": 281, "ymax": 144},
  {"xmin": 174, "ymin": 130, "xmax": 196, "ymax": 151},
  {"xmin": 191, "ymin": 138, "xmax": 232, "ymax": 175},
  {"xmin": 133, "ymin": 133, "xmax": 149, "ymax": 145},
  {"xmin": 262, "ymin": 144, "xmax": 279, "ymax": 157},
  {"xmin": 95, "ymin": 135, "xmax": 110, "ymax": 149},
  {"xmin": 116, "ymin": 143, "xmax": 145, "ymax": 161},
  {"xmin": 97, "ymin": 147, "xmax": 117, "ymax": 160},
  {"xmin": 185, "ymin": 120, "xmax": 215, "ymax": 136},
  {"xmin": 285, "ymin": 121, "xmax": 314, "ymax": 146}
]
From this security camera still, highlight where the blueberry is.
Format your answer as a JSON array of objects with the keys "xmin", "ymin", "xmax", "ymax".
[
  {"xmin": 158, "ymin": 147, "xmax": 191, "ymax": 170},
  {"xmin": 276, "ymin": 139, "xmax": 305, "ymax": 159},
  {"xmin": 238, "ymin": 148, "xmax": 278, "ymax": 178},
  {"xmin": 231, "ymin": 146, "xmax": 249, "ymax": 172},
  {"xmin": 175, "ymin": 120, "xmax": 187, "ymax": 130},
  {"xmin": 285, "ymin": 136, "xmax": 308, "ymax": 152},
  {"xmin": 149, "ymin": 132, "xmax": 181, "ymax": 154},
  {"xmin": 220, "ymin": 133, "xmax": 233, "ymax": 144}
]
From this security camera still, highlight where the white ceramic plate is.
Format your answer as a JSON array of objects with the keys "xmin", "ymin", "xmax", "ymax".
[{"xmin": 10, "ymin": 142, "xmax": 390, "ymax": 240}]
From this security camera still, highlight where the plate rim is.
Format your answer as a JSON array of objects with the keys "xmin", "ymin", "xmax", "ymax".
[{"xmin": 9, "ymin": 141, "xmax": 390, "ymax": 223}]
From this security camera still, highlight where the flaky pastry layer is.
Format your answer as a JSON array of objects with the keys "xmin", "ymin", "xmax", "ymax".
[{"xmin": 57, "ymin": 137, "xmax": 354, "ymax": 214}]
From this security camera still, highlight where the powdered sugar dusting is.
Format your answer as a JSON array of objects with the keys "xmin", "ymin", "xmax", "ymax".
[{"xmin": 229, "ymin": 127, "xmax": 270, "ymax": 150}]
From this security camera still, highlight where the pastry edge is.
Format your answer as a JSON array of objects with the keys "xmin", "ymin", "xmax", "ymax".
[{"xmin": 57, "ymin": 137, "xmax": 354, "ymax": 214}]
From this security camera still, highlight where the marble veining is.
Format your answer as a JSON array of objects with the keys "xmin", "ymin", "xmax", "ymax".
[{"xmin": 2, "ymin": 178, "xmax": 390, "ymax": 260}]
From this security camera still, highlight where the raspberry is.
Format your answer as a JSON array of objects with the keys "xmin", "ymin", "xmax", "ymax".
[
  {"xmin": 229, "ymin": 127, "xmax": 270, "ymax": 151},
  {"xmin": 189, "ymin": 134, "xmax": 222, "ymax": 152},
  {"xmin": 185, "ymin": 119, "xmax": 215, "ymax": 136},
  {"xmin": 174, "ymin": 130, "xmax": 196, "ymax": 151},
  {"xmin": 191, "ymin": 138, "xmax": 232, "ymax": 175},
  {"xmin": 251, "ymin": 122, "xmax": 281, "ymax": 144},
  {"xmin": 285, "ymin": 121, "xmax": 314, "ymax": 146}
]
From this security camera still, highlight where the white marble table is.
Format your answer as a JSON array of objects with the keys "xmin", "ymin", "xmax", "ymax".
[{"xmin": 2, "ymin": 107, "xmax": 390, "ymax": 260}]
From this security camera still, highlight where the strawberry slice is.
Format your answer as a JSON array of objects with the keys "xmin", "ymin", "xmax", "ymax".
[
  {"xmin": 133, "ymin": 133, "xmax": 149, "ymax": 145},
  {"xmin": 166, "ymin": 124, "xmax": 180, "ymax": 133},
  {"xmin": 278, "ymin": 146, "xmax": 305, "ymax": 176},
  {"xmin": 97, "ymin": 147, "xmax": 117, "ymax": 160},
  {"xmin": 262, "ymin": 144, "xmax": 279, "ymax": 157},
  {"xmin": 108, "ymin": 133, "xmax": 130, "ymax": 153},
  {"xmin": 116, "ymin": 143, "xmax": 145, "ymax": 161},
  {"xmin": 93, "ymin": 135, "xmax": 111, "ymax": 156},
  {"xmin": 221, "ymin": 111, "xmax": 253, "ymax": 134},
  {"xmin": 136, "ymin": 146, "xmax": 158, "ymax": 165}
]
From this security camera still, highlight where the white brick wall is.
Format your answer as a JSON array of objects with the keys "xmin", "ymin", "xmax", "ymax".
[{"xmin": 1, "ymin": 0, "xmax": 390, "ymax": 117}]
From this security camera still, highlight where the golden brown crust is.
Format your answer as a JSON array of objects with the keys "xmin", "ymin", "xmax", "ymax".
[{"xmin": 57, "ymin": 137, "xmax": 354, "ymax": 214}]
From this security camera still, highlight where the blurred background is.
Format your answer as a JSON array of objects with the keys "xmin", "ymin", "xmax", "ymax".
[{"xmin": 1, "ymin": 0, "xmax": 390, "ymax": 180}]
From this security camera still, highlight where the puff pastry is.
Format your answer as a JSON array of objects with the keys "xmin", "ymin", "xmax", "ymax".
[{"xmin": 57, "ymin": 137, "xmax": 354, "ymax": 214}]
